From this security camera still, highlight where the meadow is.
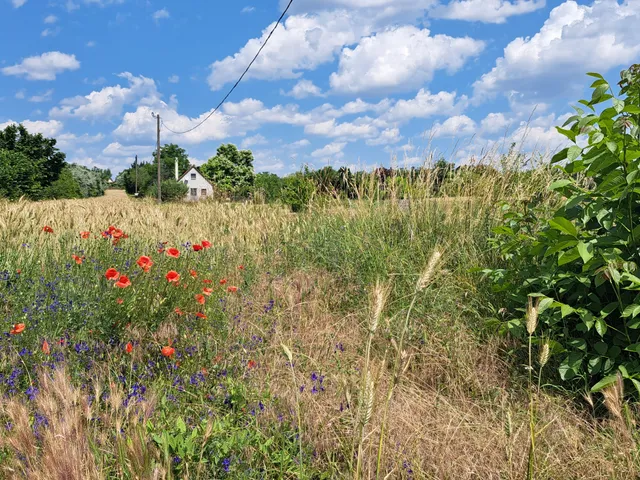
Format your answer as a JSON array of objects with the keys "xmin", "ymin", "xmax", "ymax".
[{"xmin": 1, "ymin": 157, "xmax": 638, "ymax": 480}]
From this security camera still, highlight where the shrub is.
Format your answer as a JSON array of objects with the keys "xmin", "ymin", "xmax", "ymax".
[
  {"xmin": 146, "ymin": 179, "xmax": 189, "ymax": 202},
  {"xmin": 485, "ymin": 65, "xmax": 640, "ymax": 395},
  {"xmin": 281, "ymin": 173, "xmax": 314, "ymax": 212},
  {"xmin": 42, "ymin": 166, "xmax": 82, "ymax": 199}
]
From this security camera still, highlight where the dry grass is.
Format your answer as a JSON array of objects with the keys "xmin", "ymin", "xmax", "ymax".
[{"xmin": 0, "ymin": 177, "xmax": 638, "ymax": 479}]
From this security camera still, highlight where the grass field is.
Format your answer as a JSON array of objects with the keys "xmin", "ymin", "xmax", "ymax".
[{"xmin": 0, "ymin": 179, "xmax": 638, "ymax": 479}]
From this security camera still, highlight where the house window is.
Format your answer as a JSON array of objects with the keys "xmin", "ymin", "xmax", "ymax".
[
  {"xmin": 190, "ymin": 188, "xmax": 197, "ymax": 196},
  {"xmin": 201, "ymin": 189, "xmax": 207, "ymax": 196},
  {"xmin": 191, "ymin": 173, "xmax": 196, "ymax": 180},
  {"xmin": 183, "ymin": 180, "xmax": 188, "ymax": 185}
]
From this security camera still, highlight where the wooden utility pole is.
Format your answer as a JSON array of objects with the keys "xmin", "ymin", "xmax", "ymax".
[
  {"xmin": 134, "ymin": 154, "xmax": 138, "ymax": 195},
  {"xmin": 156, "ymin": 114, "xmax": 161, "ymax": 204}
]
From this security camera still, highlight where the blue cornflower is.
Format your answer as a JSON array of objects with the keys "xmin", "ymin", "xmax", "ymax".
[{"xmin": 222, "ymin": 457, "xmax": 231, "ymax": 472}]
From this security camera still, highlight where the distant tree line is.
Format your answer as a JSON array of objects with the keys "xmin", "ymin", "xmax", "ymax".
[{"xmin": 0, "ymin": 124, "xmax": 111, "ymax": 201}]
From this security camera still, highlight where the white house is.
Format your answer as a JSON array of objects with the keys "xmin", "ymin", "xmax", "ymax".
[{"xmin": 177, "ymin": 165, "xmax": 214, "ymax": 202}]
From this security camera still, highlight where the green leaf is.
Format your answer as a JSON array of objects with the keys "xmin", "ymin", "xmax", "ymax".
[
  {"xmin": 613, "ymin": 98, "xmax": 625, "ymax": 114},
  {"xmin": 586, "ymin": 72, "xmax": 605, "ymax": 80},
  {"xmin": 549, "ymin": 217, "xmax": 578, "ymax": 237},
  {"xmin": 625, "ymin": 344, "xmax": 640, "ymax": 353},
  {"xmin": 595, "ymin": 317, "xmax": 608, "ymax": 337},
  {"xmin": 591, "ymin": 374, "xmax": 618, "ymax": 392},
  {"xmin": 594, "ymin": 342, "xmax": 608, "ymax": 355},
  {"xmin": 551, "ymin": 147, "xmax": 569, "ymax": 164},
  {"xmin": 591, "ymin": 131, "xmax": 605, "ymax": 144},
  {"xmin": 558, "ymin": 247, "xmax": 581, "ymax": 266},
  {"xmin": 606, "ymin": 141, "xmax": 618, "ymax": 154},
  {"xmin": 567, "ymin": 145, "xmax": 582, "ymax": 162},
  {"xmin": 577, "ymin": 241, "xmax": 594, "ymax": 263},
  {"xmin": 623, "ymin": 105, "xmax": 640, "ymax": 114},
  {"xmin": 549, "ymin": 179, "xmax": 573, "ymax": 191},
  {"xmin": 176, "ymin": 417, "xmax": 187, "ymax": 435}
]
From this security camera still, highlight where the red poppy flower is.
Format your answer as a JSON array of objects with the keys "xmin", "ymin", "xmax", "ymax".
[
  {"xmin": 248, "ymin": 360, "xmax": 257, "ymax": 369},
  {"xmin": 195, "ymin": 312, "xmax": 207, "ymax": 319},
  {"xmin": 157, "ymin": 248, "xmax": 165, "ymax": 254},
  {"xmin": 203, "ymin": 279, "xmax": 212, "ymax": 284},
  {"xmin": 175, "ymin": 307, "xmax": 184, "ymax": 316},
  {"xmin": 201, "ymin": 367, "xmax": 208, "ymax": 376},
  {"xmin": 114, "ymin": 275, "xmax": 131, "ymax": 288},
  {"xmin": 116, "ymin": 298, "xmax": 124, "ymax": 305},
  {"xmin": 238, "ymin": 265, "xmax": 245, "ymax": 270},
  {"xmin": 220, "ymin": 278, "xmax": 228, "ymax": 285},
  {"xmin": 161, "ymin": 346, "xmax": 175, "ymax": 358},
  {"xmin": 108, "ymin": 225, "xmax": 116, "ymax": 233},
  {"xmin": 101, "ymin": 231, "xmax": 110, "ymax": 239},
  {"xmin": 112, "ymin": 229, "xmax": 124, "ymax": 239},
  {"xmin": 201, "ymin": 240, "xmax": 212, "ymax": 248},
  {"xmin": 126, "ymin": 342, "xmax": 133, "ymax": 354},
  {"xmin": 227, "ymin": 286, "xmax": 238, "ymax": 293},
  {"xmin": 42, "ymin": 340, "xmax": 50, "ymax": 355},
  {"xmin": 194, "ymin": 294, "xmax": 205, "ymax": 305},
  {"xmin": 166, "ymin": 271, "xmax": 180, "ymax": 283},
  {"xmin": 190, "ymin": 269, "xmax": 198, "ymax": 278},
  {"xmin": 71, "ymin": 254, "xmax": 83, "ymax": 265},
  {"xmin": 203, "ymin": 287, "xmax": 213, "ymax": 296},
  {"xmin": 16, "ymin": 269, "xmax": 21, "ymax": 274},
  {"xmin": 193, "ymin": 244, "xmax": 203, "ymax": 252},
  {"xmin": 136, "ymin": 255, "xmax": 154, "ymax": 272},
  {"xmin": 80, "ymin": 231, "xmax": 90, "ymax": 239},
  {"xmin": 10, "ymin": 323, "xmax": 25, "ymax": 335},
  {"xmin": 166, "ymin": 248, "xmax": 180, "ymax": 258},
  {"xmin": 43, "ymin": 226, "xmax": 54, "ymax": 234},
  {"xmin": 105, "ymin": 268, "xmax": 119, "ymax": 281}
]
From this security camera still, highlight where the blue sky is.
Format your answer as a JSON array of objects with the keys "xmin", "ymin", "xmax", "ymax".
[{"xmin": 1, "ymin": 0, "xmax": 639, "ymax": 177}]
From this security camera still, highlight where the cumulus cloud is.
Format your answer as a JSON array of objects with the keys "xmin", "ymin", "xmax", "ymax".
[
  {"xmin": 330, "ymin": 26, "xmax": 484, "ymax": 94},
  {"xmin": 28, "ymin": 89, "xmax": 54, "ymax": 103},
  {"xmin": 282, "ymin": 79, "xmax": 324, "ymax": 99},
  {"xmin": 44, "ymin": 15, "xmax": 58, "ymax": 24},
  {"xmin": 208, "ymin": 11, "xmax": 370, "ymax": 90},
  {"xmin": 12, "ymin": 0, "xmax": 27, "ymax": 7},
  {"xmin": 430, "ymin": 0, "xmax": 545, "ymax": 24},
  {"xmin": 50, "ymin": 73, "xmax": 158, "ymax": 119},
  {"xmin": 305, "ymin": 118, "xmax": 378, "ymax": 140},
  {"xmin": 311, "ymin": 141, "xmax": 346, "ymax": 158},
  {"xmin": 366, "ymin": 127, "xmax": 402, "ymax": 146},
  {"xmin": 2, "ymin": 52, "xmax": 80, "ymax": 81},
  {"xmin": 0, "ymin": 119, "xmax": 63, "ymax": 137},
  {"xmin": 241, "ymin": 134, "xmax": 268, "ymax": 149},
  {"xmin": 152, "ymin": 8, "xmax": 170, "ymax": 23},
  {"xmin": 473, "ymin": 0, "xmax": 640, "ymax": 101},
  {"xmin": 168, "ymin": 75, "xmax": 180, "ymax": 83},
  {"xmin": 382, "ymin": 89, "xmax": 466, "ymax": 123},
  {"xmin": 430, "ymin": 115, "xmax": 477, "ymax": 138}
]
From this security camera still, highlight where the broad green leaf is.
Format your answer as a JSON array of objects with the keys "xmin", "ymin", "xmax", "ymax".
[
  {"xmin": 586, "ymin": 72, "xmax": 605, "ymax": 80},
  {"xmin": 623, "ymin": 105, "xmax": 640, "ymax": 114},
  {"xmin": 549, "ymin": 217, "xmax": 578, "ymax": 237},
  {"xmin": 551, "ymin": 147, "xmax": 568, "ymax": 164},
  {"xmin": 577, "ymin": 241, "xmax": 594, "ymax": 263},
  {"xmin": 591, "ymin": 131, "xmax": 605, "ymax": 144},
  {"xmin": 594, "ymin": 342, "xmax": 608, "ymax": 355},
  {"xmin": 549, "ymin": 179, "xmax": 573, "ymax": 191},
  {"xmin": 625, "ymin": 344, "xmax": 640, "ymax": 353},
  {"xmin": 567, "ymin": 145, "xmax": 582, "ymax": 162},
  {"xmin": 613, "ymin": 98, "xmax": 625, "ymax": 113},
  {"xmin": 558, "ymin": 247, "xmax": 581, "ymax": 266},
  {"xmin": 595, "ymin": 317, "xmax": 608, "ymax": 337},
  {"xmin": 606, "ymin": 141, "xmax": 618, "ymax": 153},
  {"xmin": 591, "ymin": 374, "xmax": 618, "ymax": 392},
  {"xmin": 556, "ymin": 128, "xmax": 577, "ymax": 143}
]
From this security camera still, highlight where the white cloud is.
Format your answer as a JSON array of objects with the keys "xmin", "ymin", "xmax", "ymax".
[
  {"xmin": 281, "ymin": 0, "xmax": 438, "ymax": 24},
  {"xmin": 44, "ymin": 14, "xmax": 58, "ymax": 24},
  {"xmin": 366, "ymin": 127, "xmax": 402, "ymax": 146},
  {"xmin": 86, "ymin": 41, "xmax": 96, "ymax": 47},
  {"xmin": 168, "ymin": 74, "xmax": 180, "ymax": 83},
  {"xmin": 41, "ymin": 27, "xmax": 62, "ymax": 37},
  {"xmin": 305, "ymin": 118, "xmax": 378, "ymax": 140},
  {"xmin": 50, "ymin": 73, "xmax": 158, "ymax": 119},
  {"xmin": 311, "ymin": 141, "xmax": 346, "ymax": 158},
  {"xmin": 430, "ymin": 0, "xmax": 545, "ymax": 24},
  {"xmin": 287, "ymin": 139, "xmax": 311, "ymax": 149},
  {"xmin": 152, "ymin": 8, "xmax": 170, "ymax": 22},
  {"xmin": 241, "ymin": 6, "xmax": 255, "ymax": 13},
  {"xmin": 12, "ymin": 0, "xmax": 27, "ymax": 7},
  {"xmin": 102, "ymin": 142, "xmax": 152, "ymax": 157},
  {"xmin": 2, "ymin": 52, "xmax": 80, "ymax": 81},
  {"xmin": 208, "ymin": 11, "xmax": 370, "ymax": 90},
  {"xmin": 0, "ymin": 119, "xmax": 63, "ymax": 137},
  {"xmin": 383, "ymin": 89, "xmax": 466, "ymax": 123},
  {"xmin": 473, "ymin": 0, "xmax": 640, "ymax": 101},
  {"xmin": 241, "ymin": 134, "xmax": 268, "ymax": 149},
  {"xmin": 28, "ymin": 89, "xmax": 54, "ymax": 103},
  {"xmin": 431, "ymin": 115, "xmax": 477, "ymax": 138},
  {"xmin": 330, "ymin": 26, "xmax": 484, "ymax": 94},
  {"xmin": 56, "ymin": 132, "xmax": 105, "ymax": 151},
  {"xmin": 282, "ymin": 79, "xmax": 325, "ymax": 99},
  {"xmin": 15, "ymin": 90, "xmax": 25, "ymax": 99},
  {"xmin": 480, "ymin": 112, "xmax": 510, "ymax": 134}
]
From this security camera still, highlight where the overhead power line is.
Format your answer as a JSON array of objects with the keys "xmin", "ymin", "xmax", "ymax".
[{"xmin": 162, "ymin": 0, "xmax": 295, "ymax": 136}]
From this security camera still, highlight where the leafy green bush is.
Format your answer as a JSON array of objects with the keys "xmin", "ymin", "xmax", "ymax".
[
  {"xmin": 485, "ymin": 65, "xmax": 640, "ymax": 395},
  {"xmin": 0, "ymin": 149, "xmax": 42, "ymax": 200},
  {"xmin": 42, "ymin": 166, "xmax": 82, "ymax": 199},
  {"xmin": 69, "ymin": 164, "xmax": 111, "ymax": 198},
  {"xmin": 281, "ymin": 173, "xmax": 314, "ymax": 212},
  {"xmin": 146, "ymin": 179, "xmax": 189, "ymax": 202}
]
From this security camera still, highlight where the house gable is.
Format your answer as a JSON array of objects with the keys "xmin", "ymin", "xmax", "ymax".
[{"xmin": 177, "ymin": 166, "xmax": 214, "ymax": 189}]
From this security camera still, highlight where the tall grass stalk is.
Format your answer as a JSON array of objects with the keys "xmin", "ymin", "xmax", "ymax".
[
  {"xmin": 282, "ymin": 343, "xmax": 304, "ymax": 478},
  {"xmin": 526, "ymin": 296, "xmax": 540, "ymax": 480}
]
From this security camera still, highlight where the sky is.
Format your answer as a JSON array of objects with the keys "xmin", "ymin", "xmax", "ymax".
[{"xmin": 1, "ymin": 0, "xmax": 639, "ymax": 177}]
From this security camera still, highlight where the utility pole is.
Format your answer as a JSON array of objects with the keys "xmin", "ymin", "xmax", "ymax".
[
  {"xmin": 155, "ymin": 113, "xmax": 162, "ymax": 204},
  {"xmin": 134, "ymin": 154, "xmax": 138, "ymax": 195}
]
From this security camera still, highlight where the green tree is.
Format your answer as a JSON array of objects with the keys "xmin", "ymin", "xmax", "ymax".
[
  {"xmin": 42, "ymin": 166, "xmax": 82, "ymax": 199},
  {"xmin": 281, "ymin": 172, "xmax": 315, "ymax": 212},
  {"xmin": 69, "ymin": 164, "xmax": 111, "ymax": 198},
  {"xmin": 254, "ymin": 172, "xmax": 283, "ymax": 203},
  {"xmin": 200, "ymin": 144, "xmax": 255, "ymax": 199},
  {"xmin": 146, "ymin": 179, "xmax": 189, "ymax": 202},
  {"xmin": 0, "ymin": 149, "xmax": 42, "ymax": 200},
  {"xmin": 0, "ymin": 123, "xmax": 67, "ymax": 199},
  {"xmin": 153, "ymin": 143, "xmax": 191, "ymax": 181}
]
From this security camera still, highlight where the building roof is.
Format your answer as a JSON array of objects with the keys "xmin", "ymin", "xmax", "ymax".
[{"xmin": 177, "ymin": 165, "xmax": 214, "ymax": 188}]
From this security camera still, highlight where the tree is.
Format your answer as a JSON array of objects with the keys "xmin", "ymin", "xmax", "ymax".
[
  {"xmin": 69, "ymin": 164, "xmax": 111, "ymax": 198},
  {"xmin": 254, "ymin": 172, "xmax": 283, "ymax": 203},
  {"xmin": 42, "ymin": 166, "xmax": 82, "ymax": 199},
  {"xmin": 0, "ymin": 149, "xmax": 41, "ymax": 200},
  {"xmin": 146, "ymin": 179, "xmax": 189, "ymax": 202},
  {"xmin": 152, "ymin": 143, "xmax": 190, "ymax": 181},
  {"xmin": 200, "ymin": 144, "xmax": 255, "ymax": 199},
  {"xmin": 0, "ymin": 123, "xmax": 67, "ymax": 199}
]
